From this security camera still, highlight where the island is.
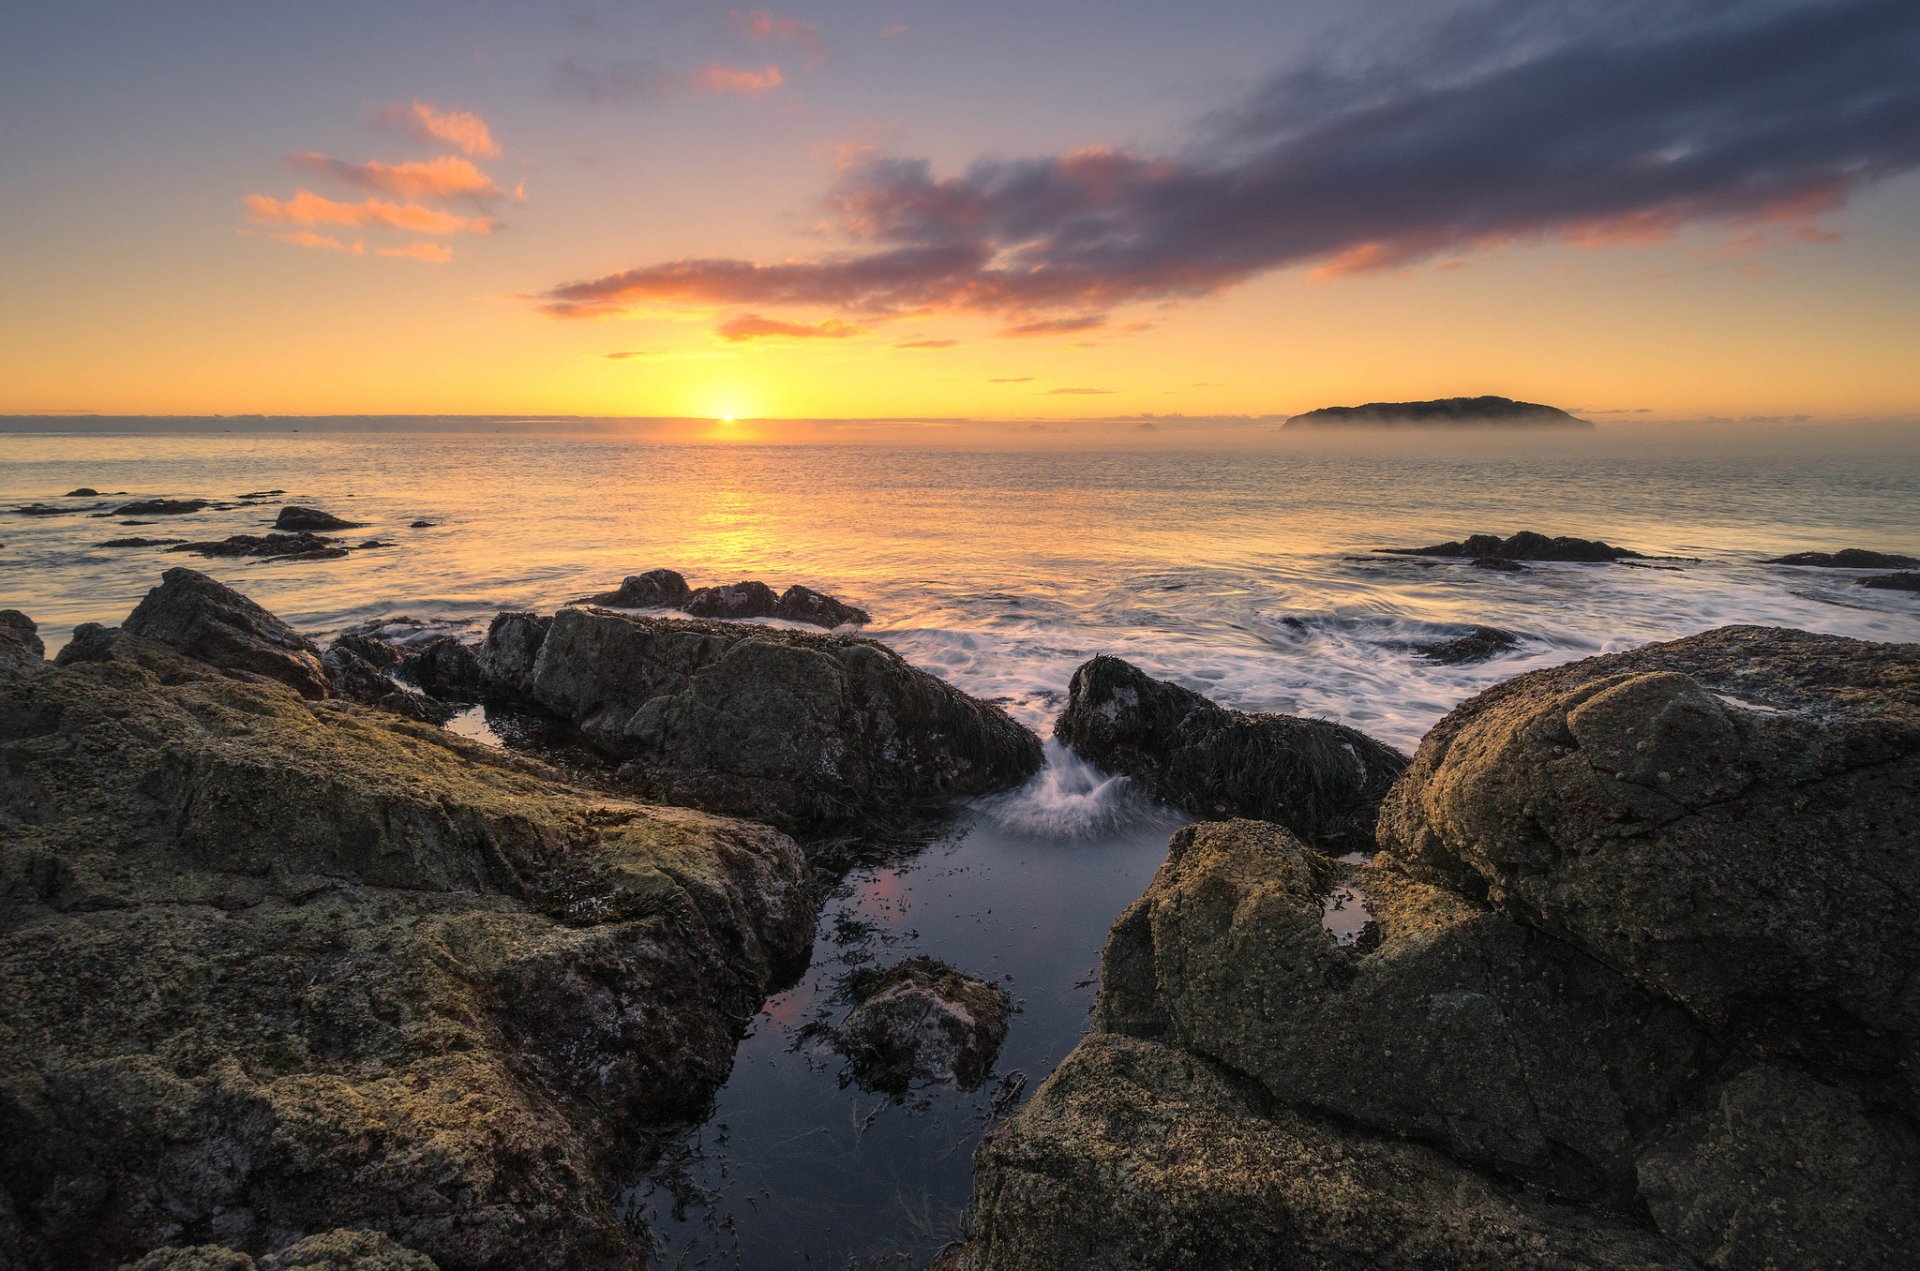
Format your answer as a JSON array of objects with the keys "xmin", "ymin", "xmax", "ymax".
[{"xmin": 1285, "ymin": 395, "xmax": 1594, "ymax": 428}]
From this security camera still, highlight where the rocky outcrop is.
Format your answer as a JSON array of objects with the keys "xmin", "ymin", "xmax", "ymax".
[
  {"xmin": 0, "ymin": 601, "xmax": 816, "ymax": 1270},
  {"xmin": 475, "ymin": 606, "xmax": 1040, "ymax": 826},
  {"xmin": 829, "ymin": 958, "xmax": 1010, "ymax": 1092},
  {"xmin": 113, "ymin": 499, "xmax": 212, "ymax": 516},
  {"xmin": 169, "ymin": 533, "xmax": 349, "ymax": 560},
  {"xmin": 574, "ymin": 570, "xmax": 871, "ymax": 628},
  {"xmin": 1860, "ymin": 571, "xmax": 1920, "ymax": 591},
  {"xmin": 100, "ymin": 537, "xmax": 189, "ymax": 547},
  {"xmin": 1, "ymin": 610, "xmax": 45, "ymax": 669},
  {"xmin": 961, "ymin": 626, "xmax": 1920, "ymax": 1270},
  {"xmin": 274, "ymin": 506, "xmax": 364, "ymax": 532},
  {"xmin": 1054, "ymin": 656, "xmax": 1406, "ymax": 845},
  {"xmin": 1414, "ymin": 624, "xmax": 1520, "ymax": 664},
  {"xmin": 106, "ymin": 567, "xmax": 329, "ymax": 698},
  {"xmin": 1381, "ymin": 530, "xmax": 1641, "ymax": 561},
  {"xmin": 1286, "ymin": 396, "xmax": 1592, "ymax": 428},
  {"xmin": 395, "ymin": 637, "xmax": 484, "ymax": 699},
  {"xmin": 64, "ymin": 488, "xmax": 99, "ymax": 498},
  {"xmin": 1762, "ymin": 548, "xmax": 1918, "ymax": 568}
]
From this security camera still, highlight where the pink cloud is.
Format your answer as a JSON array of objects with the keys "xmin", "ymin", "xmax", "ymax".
[
  {"xmin": 290, "ymin": 152, "xmax": 501, "ymax": 203},
  {"xmin": 896, "ymin": 338, "xmax": 959, "ymax": 349},
  {"xmin": 732, "ymin": 9, "xmax": 826, "ymax": 64},
  {"xmin": 690, "ymin": 63, "xmax": 785, "ymax": 98},
  {"xmin": 880, "ymin": 23, "xmax": 910, "ymax": 39},
  {"xmin": 249, "ymin": 229, "xmax": 364, "ymax": 256},
  {"xmin": 377, "ymin": 101, "xmax": 501, "ymax": 158},
  {"xmin": 716, "ymin": 313, "xmax": 865, "ymax": 340},
  {"xmin": 244, "ymin": 189, "xmax": 499, "ymax": 236},
  {"xmin": 376, "ymin": 242, "xmax": 455, "ymax": 263},
  {"xmin": 999, "ymin": 315, "xmax": 1107, "ymax": 337}
]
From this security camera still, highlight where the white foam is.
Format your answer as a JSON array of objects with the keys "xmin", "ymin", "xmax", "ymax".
[{"xmin": 974, "ymin": 739, "xmax": 1180, "ymax": 840}]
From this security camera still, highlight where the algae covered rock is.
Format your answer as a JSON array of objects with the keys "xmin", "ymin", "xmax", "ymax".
[
  {"xmin": 0, "ymin": 595, "xmax": 816, "ymax": 1269},
  {"xmin": 123, "ymin": 1229, "xmax": 438, "ymax": 1270},
  {"xmin": 1054, "ymin": 655, "xmax": 1406, "ymax": 845},
  {"xmin": 478, "ymin": 605, "xmax": 1041, "ymax": 826},
  {"xmin": 832, "ymin": 958, "xmax": 1011, "ymax": 1092}
]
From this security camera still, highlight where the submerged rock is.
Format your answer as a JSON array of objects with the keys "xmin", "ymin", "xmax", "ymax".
[
  {"xmin": 103, "ymin": 566, "xmax": 329, "ymax": 698},
  {"xmin": 63, "ymin": 487, "xmax": 99, "ymax": 497},
  {"xmin": 1762, "ymin": 548, "xmax": 1918, "ymax": 568},
  {"xmin": 1469, "ymin": 554, "xmax": 1526, "ymax": 571},
  {"xmin": 961, "ymin": 625, "xmax": 1920, "ymax": 1271},
  {"xmin": 99, "ymin": 536, "xmax": 189, "ymax": 547},
  {"xmin": 0, "ymin": 602, "xmax": 815, "ymax": 1269},
  {"xmin": 1054, "ymin": 656, "xmax": 1406, "ymax": 845},
  {"xmin": 1413, "ymin": 624, "xmax": 1520, "ymax": 664},
  {"xmin": 1380, "ymin": 529, "xmax": 1641, "ymax": 561},
  {"xmin": 574, "ymin": 567, "xmax": 693, "ymax": 609},
  {"xmin": 476, "ymin": 606, "xmax": 1041, "ymax": 826},
  {"xmin": 113, "ymin": 498, "xmax": 212, "ymax": 516},
  {"xmin": 7, "ymin": 503, "xmax": 72, "ymax": 516},
  {"xmin": 274, "ymin": 505, "xmax": 365, "ymax": 531},
  {"xmin": 832, "ymin": 957, "xmax": 1011, "ymax": 1092},
  {"xmin": 169, "ymin": 532, "xmax": 349, "ymax": 560},
  {"xmin": 1860, "ymin": 571, "xmax": 1920, "ymax": 591}
]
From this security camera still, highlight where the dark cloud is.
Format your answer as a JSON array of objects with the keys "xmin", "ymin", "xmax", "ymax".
[{"xmin": 539, "ymin": 0, "xmax": 1920, "ymax": 322}]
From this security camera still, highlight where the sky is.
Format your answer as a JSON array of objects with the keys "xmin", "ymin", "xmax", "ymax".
[{"xmin": 3, "ymin": 0, "xmax": 1919, "ymax": 426}]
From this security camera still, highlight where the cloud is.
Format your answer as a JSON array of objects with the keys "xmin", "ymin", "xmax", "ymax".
[
  {"xmin": 716, "ymin": 314, "xmax": 866, "ymax": 340},
  {"xmin": 988, "ymin": 377, "xmax": 1034, "ymax": 383},
  {"xmin": 377, "ymin": 101, "xmax": 500, "ymax": 158},
  {"xmin": 290, "ymin": 152, "xmax": 501, "ymax": 204},
  {"xmin": 245, "ymin": 189, "xmax": 499, "ymax": 236},
  {"xmin": 1044, "ymin": 387, "xmax": 1115, "ymax": 395},
  {"xmin": 732, "ymin": 9, "xmax": 826, "ymax": 65},
  {"xmin": 550, "ymin": 55, "xmax": 783, "ymax": 105},
  {"xmin": 880, "ymin": 23, "xmax": 910, "ymax": 39},
  {"xmin": 536, "ymin": 0, "xmax": 1920, "ymax": 323},
  {"xmin": 605, "ymin": 350, "xmax": 660, "ymax": 360},
  {"xmin": 247, "ymin": 229, "xmax": 364, "ymax": 256},
  {"xmin": 896, "ymin": 338, "xmax": 959, "ymax": 349},
  {"xmin": 690, "ymin": 63, "xmax": 785, "ymax": 97},
  {"xmin": 376, "ymin": 241, "xmax": 454, "ymax": 263},
  {"xmin": 999, "ymin": 315, "xmax": 1107, "ymax": 337}
]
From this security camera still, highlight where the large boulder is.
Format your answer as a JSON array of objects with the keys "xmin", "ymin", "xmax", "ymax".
[
  {"xmin": 116, "ymin": 567, "xmax": 329, "ymax": 698},
  {"xmin": 1054, "ymin": 656, "xmax": 1406, "ymax": 846},
  {"xmin": 961, "ymin": 626, "xmax": 1920, "ymax": 1270},
  {"xmin": 477, "ymin": 606, "xmax": 1041, "ymax": 826},
  {"xmin": 573, "ymin": 568, "xmax": 692, "ymax": 609},
  {"xmin": 1377, "ymin": 625, "xmax": 1920, "ymax": 1096},
  {"xmin": 274, "ymin": 506, "xmax": 364, "ymax": 532},
  {"xmin": 0, "ymin": 602, "xmax": 815, "ymax": 1269}
]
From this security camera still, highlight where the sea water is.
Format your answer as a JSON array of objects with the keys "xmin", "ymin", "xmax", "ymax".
[{"xmin": 3, "ymin": 422, "xmax": 1916, "ymax": 1264}]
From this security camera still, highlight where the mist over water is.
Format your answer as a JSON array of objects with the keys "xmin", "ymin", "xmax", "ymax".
[{"xmin": 4, "ymin": 422, "xmax": 1917, "ymax": 1265}]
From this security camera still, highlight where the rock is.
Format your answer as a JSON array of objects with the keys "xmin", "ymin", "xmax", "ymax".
[
  {"xmin": 113, "ymin": 499, "xmax": 212, "ymax": 516},
  {"xmin": 1, "ymin": 610, "xmax": 45, "ymax": 669},
  {"xmin": 99, "ymin": 537, "xmax": 189, "ymax": 547},
  {"xmin": 357, "ymin": 539, "xmax": 395, "ymax": 549},
  {"xmin": 1469, "ymin": 554, "xmax": 1526, "ymax": 571},
  {"xmin": 320, "ymin": 644, "xmax": 446, "ymax": 722},
  {"xmin": 64, "ymin": 488, "xmax": 98, "ymax": 498},
  {"xmin": 168, "ymin": 533, "xmax": 348, "ymax": 560},
  {"xmin": 1414, "ymin": 624, "xmax": 1520, "ymax": 664},
  {"xmin": 1285, "ymin": 396, "xmax": 1593, "ymax": 429},
  {"xmin": 408, "ymin": 520, "xmax": 435, "ymax": 529},
  {"xmin": 774, "ymin": 584, "xmax": 870, "ymax": 627},
  {"xmin": 831, "ymin": 958, "xmax": 1010, "ymax": 1092},
  {"xmin": 237, "ymin": 489, "xmax": 286, "ymax": 500},
  {"xmin": 274, "ymin": 506, "xmax": 365, "ymax": 531},
  {"xmin": 1380, "ymin": 530, "xmax": 1641, "ymax": 561},
  {"xmin": 573, "ymin": 568, "xmax": 693, "ymax": 609},
  {"xmin": 1378, "ymin": 625, "xmax": 1920, "ymax": 1097},
  {"xmin": 1858, "ymin": 572, "xmax": 1920, "ymax": 591},
  {"xmin": 8, "ymin": 503, "xmax": 72, "ymax": 516},
  {"xmin": 396, "ymin": 637, "xmax": 484, "ymax": 700},
  {"xmin": 115, "ymin": 567, "xmax": 329, "ymax": 699},
  {"xmin": 961, "ymin": 1035, "xmax": 1692, "ymax": 1271},
  {"xmin": 474, "ymin": 612, "xmax": 550, "ymax": 699},
  {"xmin": 478, "ymin": 607, "xmax": 1041, "ymax": 827},
  {"xmin": 1053, "ymin": 656, "xmax": 1406, "ymax": 845},
  {"xmin": 681, "ymin": 580, "xmax": 780, "ymax": 620},
  {"xmin": 0, "ymin": 610, "xmax": 815, "ymax": 1269},
  {"xmin": 1762, "ymin": 548, "xmax": 1918, "ymax": 568},
  {"xmin": 124, "ymin": 1229, "xmax": 439, "ymax": 1270}
]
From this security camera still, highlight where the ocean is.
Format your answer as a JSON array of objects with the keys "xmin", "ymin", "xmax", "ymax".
[{"xmin": 4, "ymin": 421, "xmax": 1917, "ymax": 1265}]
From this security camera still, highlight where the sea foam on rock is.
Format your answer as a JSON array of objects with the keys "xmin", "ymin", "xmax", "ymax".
[
  {"xmin": 957, "ymin": 624, "xmax": 1920, "ymax": 1270},
  {"xmin": 1054, "ymin": 655, "xmax": 1406, "ymax": 846},
  {"xmin": 0, "ymin": 593, "xmax": 816, "ymax": 1269},
  {"xmin": 476, "ymin": 605, "xmax": 1041, "ymax": 827}
]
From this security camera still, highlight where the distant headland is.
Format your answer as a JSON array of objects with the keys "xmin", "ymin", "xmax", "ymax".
[{"xmin": 1285, "ymin": 395, "xmax": 1593, "ymax": 428}]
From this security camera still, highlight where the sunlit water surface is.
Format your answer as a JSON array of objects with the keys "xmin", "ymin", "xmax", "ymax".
[{"xmin": 4, "ymin": 426, "xmax": 1917, "ymax": 1266}]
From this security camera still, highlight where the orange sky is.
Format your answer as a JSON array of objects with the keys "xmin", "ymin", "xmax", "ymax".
[{"xmin": 3, "ymin": 2, "xmax": 1918, "ymax": 426}]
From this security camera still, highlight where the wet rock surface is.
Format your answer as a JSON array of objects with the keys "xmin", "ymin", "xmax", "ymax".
[
  {"xmin": 827, "ymin": 957, "xmax": 1012, "ymax": 1093},
  {"xmin": 1858, "ymin": 571, "xmax": 1920, "ymax": 591},
  {"xmin": 959, "ymin": 625, "xmax": 1920, "ymax": 1271},
  {"xmin": 475, "ymin": 606, "xmax": 1041, "ymax": 827},
  {"xmin": 1413, "ymin": 624, "xmax": 1521, "ymax": 664},
  {"xmin": 113, "ymin": 499, "xmax": 214, "ymax": 516},
  {"xmin": 1381, "ymin": 529, "xmax": 1643, "ymax": 561},
  {"xmin": 0, "ymin": 595, "xmax": 816, "ymax": 1270},
  {"xmin": 1054, "ymin": 655, "xmax": 1407, "ymax": 846},
  {"xmin": 273, "ymin": 505, "xmax": 365, "ymax": 531},
  {"xmin": 574, "ymin": 569, "xmax": 871, "ymax": 628},
  {"xmin": 101, "ymin": 567, "xmax": 330, "ymax": 698},
  {"xmin": 169, "ymin": 532, "xmax": 349, "ymax": 560},
  {"xmin": 1762, "ymin": 548, "xmax": 1918, "ymax": 568},
  {"xmin": 100, "ymin": 536, "xmax": 189, "ymax": 547}
]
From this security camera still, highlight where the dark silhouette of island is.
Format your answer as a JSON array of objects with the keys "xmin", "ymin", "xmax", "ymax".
[{"xmin": 1285, "ymin": 395, "xmax": 1593, "ymax": 428}]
